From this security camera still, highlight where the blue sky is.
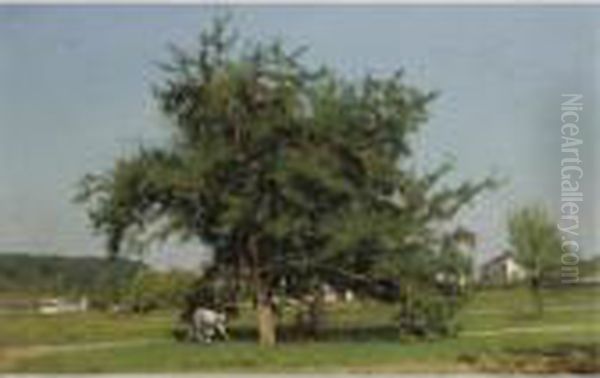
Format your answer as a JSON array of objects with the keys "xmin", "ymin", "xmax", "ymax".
[{"xmin": 0, "ymin": 6, "xmax": 597, "ymax": 269}]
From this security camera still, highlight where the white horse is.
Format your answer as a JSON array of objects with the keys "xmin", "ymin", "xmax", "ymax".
[{"xmin": 191, "ymin": 307, "xmax": 228, "ymax": 343}]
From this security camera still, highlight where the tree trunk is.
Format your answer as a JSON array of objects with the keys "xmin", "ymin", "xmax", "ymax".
[
  {"xmin": 306, "ymin": 290, "xmax": 325, "ymax": 339},
  {"xmin": 248, "ymin": 235, "xmax": 277, "ymax": 346},
  {"xmin": 257, "ymin": 293, "xmax": 276, "ymax": 346},
  {"xmin": 531, "ymin": 276, "xmax": 543, "ymax": 316}
]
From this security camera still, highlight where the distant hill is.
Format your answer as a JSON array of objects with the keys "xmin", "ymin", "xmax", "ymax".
[{"xmin": 0, "ymin": 253, "xmax": 144, "ymax": 296}]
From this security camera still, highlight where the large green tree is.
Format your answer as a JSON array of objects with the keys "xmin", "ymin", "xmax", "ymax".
[{"xmin": 78, "ymin": 18, "xmax": 492, "ymax": 345}]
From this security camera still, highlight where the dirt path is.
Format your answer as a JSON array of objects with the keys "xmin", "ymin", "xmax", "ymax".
[
  {"xmin": 464, "ymin": 324, "xmax": 600, "ymax": 337},
  {"xmin": 0, "ymin": 338, "xmax": 164, "ymax": 370},
  {"xmin": 466, "ymin": 304, "xmax": 600, "ymax": 315}
]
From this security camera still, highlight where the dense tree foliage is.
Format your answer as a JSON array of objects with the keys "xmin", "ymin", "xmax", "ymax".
[{"xmin": 77, "ymin": 18, "xmax": 493, "ymax": 345}]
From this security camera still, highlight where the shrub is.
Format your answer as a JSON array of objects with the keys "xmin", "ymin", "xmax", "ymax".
[{"xmin": 394, "ymin": 293, "xmax": 460, "ymax": 339}]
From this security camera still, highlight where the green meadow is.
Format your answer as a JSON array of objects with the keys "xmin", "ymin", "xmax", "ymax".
[{"xmin": 1, "ymin": 285, "xmax": 598, "ymax": 373}]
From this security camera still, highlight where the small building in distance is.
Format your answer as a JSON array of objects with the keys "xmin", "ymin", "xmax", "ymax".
[
  {"xmin": 480, "ymin": 252, "xmax": 527, "ymax": 286},
  {"xmin": 38, "ymin": 297, "xmax": 89, "ymax": 315},
  {"xmin": 321, "ymin": 283, "xmax": 355, "ymax": 304}
]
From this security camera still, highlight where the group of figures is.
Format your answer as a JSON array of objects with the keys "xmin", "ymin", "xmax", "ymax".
[{"xmin": 173, "ymin": 307, "xmax": 229, "ymax": 343}]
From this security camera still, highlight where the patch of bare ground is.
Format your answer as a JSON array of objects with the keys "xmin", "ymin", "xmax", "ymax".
[
  {"xmin": 0, "ymin": 347, "xmax": 43, "ymax": 370},
  {"xmin": 457, "ymin": 343, "xmax": 600, "ymax": 373},
  {"xmin": 0, "ymin": 339, "xmax": 161, "ymax": 371}
]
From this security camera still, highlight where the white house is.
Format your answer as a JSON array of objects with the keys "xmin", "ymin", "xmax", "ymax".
[
  {"xmin": 321, "ymin": 283, "xmax": 355, "ymax": 304},
  {"xmin": 38, "ymin": 297, "xmax": 89, "ymax": 315},
  {"xmin": 480, "ymin": 252, "xmax": 527, "ymax": 286}
]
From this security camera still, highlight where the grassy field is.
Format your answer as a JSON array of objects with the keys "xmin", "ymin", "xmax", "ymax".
[{"xmin": 0, "ymin": 285, "xmax": 598, "ymax": 373}]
